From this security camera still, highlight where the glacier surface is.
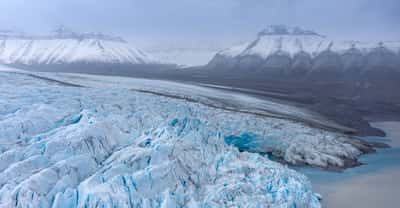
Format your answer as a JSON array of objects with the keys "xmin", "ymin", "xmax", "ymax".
[{"xmin": 0, "ymin": 69, "xmax": 373, "ymax": 207}]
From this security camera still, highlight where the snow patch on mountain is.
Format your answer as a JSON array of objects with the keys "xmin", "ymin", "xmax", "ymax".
[
  {"xmin": 210, "ymin": 25, "xmax": 400, "ymax": 75},
  {"xmin": 0, "ymin": 28, "xmax": 161, "ymax": 66},
  {"xmin": 219, "ymin": 25, "xmax": 400, "ymax": 59}
]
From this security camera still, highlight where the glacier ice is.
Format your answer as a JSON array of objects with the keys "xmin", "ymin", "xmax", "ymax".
[{"xmin": 0, "ymin": 70, "xmax": 373, "ymax": 207}]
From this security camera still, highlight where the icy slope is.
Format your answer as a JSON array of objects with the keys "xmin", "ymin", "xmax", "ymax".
[
  {"xmin": 208, "ymin": 25, "xmax": 400, "ymax": 75},
  {"xmin": 0, "ymin": 71, "xmax": 329, "ymax": 207},
  {"xmin": 27, "ymin": 70, "xmax": 357, "ymax": 134},
  {"xmin": 0, "ymin": 29, "xmax": 160, "ymax": 66}
]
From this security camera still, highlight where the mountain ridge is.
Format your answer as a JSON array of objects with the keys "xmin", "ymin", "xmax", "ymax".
[
  {"xmin": 0, "ymin": 28, "xmax": 170, "ymax": 69},
  {"xmin": 207, "ymin": 25, "xmax": 400, "ymax": 78}
]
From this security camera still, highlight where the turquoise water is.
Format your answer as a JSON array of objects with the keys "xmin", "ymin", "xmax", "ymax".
[
  {"xmin": 224, "ymin": 129, "xmax": 400, "ymax": 182},
  {"xmin": 222, "ymin": 123, "xmax": 400, "ymax": 207},
  {"xmin": 297, "ymin": 122, "xmax": 400, "ymax": 207},
  {"xmin": 297, "ymin": 142, "xmax": 400, "ymax": 184}
]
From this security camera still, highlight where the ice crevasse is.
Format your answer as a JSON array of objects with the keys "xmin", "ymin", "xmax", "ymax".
[{"xmin": 0, "ymin": 72, "xmax": 348, "ymax": 207}]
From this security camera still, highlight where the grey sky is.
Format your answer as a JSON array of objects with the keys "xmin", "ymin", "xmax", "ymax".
[{"xmin": 0, "ymin": 0, "xmax": 399, "ymax": 48}]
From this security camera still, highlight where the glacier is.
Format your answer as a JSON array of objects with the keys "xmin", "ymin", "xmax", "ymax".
[{"xmin": 0, "ymin": 68, "xmax": 378, "ymax": 207}]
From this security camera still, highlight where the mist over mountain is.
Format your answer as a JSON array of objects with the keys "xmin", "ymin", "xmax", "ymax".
[
  {"xmin": 0, "ymin": 1, "xmax": 400, "ymax": 208},
  {"xmin": 0, "ymin": 0, "xmax": 398, "ymax": 59}
]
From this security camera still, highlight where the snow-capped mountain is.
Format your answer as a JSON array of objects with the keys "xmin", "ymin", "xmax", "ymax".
[
  {"xmin": 0, "ymin": 28, "xmax": 163, "ymax": 68},
  {"xmin": 207, "ymin": 25, "xmax": 400, "ymax": 78}
]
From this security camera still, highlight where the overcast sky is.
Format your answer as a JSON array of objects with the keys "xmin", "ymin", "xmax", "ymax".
[{"xmin": 0, "ymin": 0, "xmax": 399, "ymax": 48}]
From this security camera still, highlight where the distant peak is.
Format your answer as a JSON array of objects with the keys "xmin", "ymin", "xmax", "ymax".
[
  {"xmin": 51, "ymin": 26, "xmax": 126, "ymax": 43},
  {"xmin": 0, "ymin": 26, "xmax": 126, "ymax": 43},
  {"xmin": 51, "ymin": 25, "xmax": 75, "ymax": 37},
  {"xmin": 258, "ymin": 25, "xmax": 325, "ymax": 37},
  {"xmin": 0, "ymin": 30, "xmax": 25, "ymax": 38}
]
